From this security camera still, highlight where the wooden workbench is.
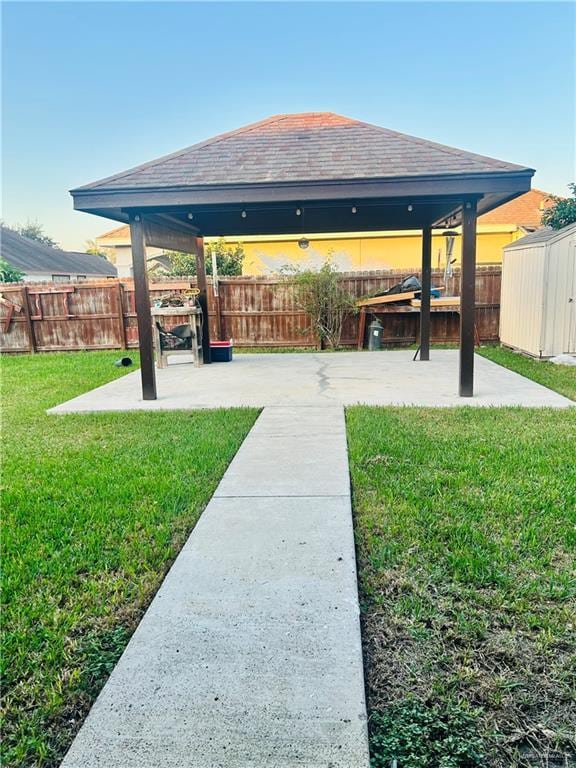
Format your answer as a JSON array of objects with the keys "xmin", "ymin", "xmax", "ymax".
[
  {"xmin": 151, "ymin": 306, "xmax": 203, "ymax": 368},
  {"xmin": 357, "ymin": 298, "xmax": 462, "ymax": 350}
]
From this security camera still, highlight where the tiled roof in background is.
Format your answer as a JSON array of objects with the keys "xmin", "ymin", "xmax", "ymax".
[
  {"xmin": 78, "ymin": 112, "xmax": 531, "ymax": 192},
  {"xmin": 479, "ymin": 189, "xmax": 553, "ymax": 227}
]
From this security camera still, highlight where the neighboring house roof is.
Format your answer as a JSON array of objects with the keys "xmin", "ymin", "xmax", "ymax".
[
  {"xmin": 96, "ymin": 224, "xmax": 130, "ymax": 242},
  {"xmin": 0, "ymin": 227, "xmax": 117, "ymax": 276},
  {"xmin": 76, "ymin": 112, "xmax": 531, "ymax": 192},
  {"xmin": 504, "ymin": 222, "xmax": 576, "ymax": 249},
  {"xmin": 479, "ymin": 188, "xmax": 552, "ymax": 227}
]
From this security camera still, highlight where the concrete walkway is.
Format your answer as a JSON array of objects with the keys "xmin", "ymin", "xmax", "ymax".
[
  {"xmin": 49, "ymin": 351, "xmax": 574, "ymax": 413},
  {"xmin": 61, "ymin": 407, "xmax": 370, "ymax": 768}
]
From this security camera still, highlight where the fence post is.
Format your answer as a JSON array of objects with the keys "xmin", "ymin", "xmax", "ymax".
[
  {"xmin": 116, "ymin": 282, "xmax": 127, "ymax": 349},
  {"xmin": 21, "ymin": 286, "xmax": 36, "ymax": 353}
]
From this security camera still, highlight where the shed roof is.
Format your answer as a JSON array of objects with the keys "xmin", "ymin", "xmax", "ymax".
[
  {"xmin": 504, "ymin": 222, "xmax": 576, "ymax": 249},
  {"xmin": 76, "ymin": 112, "xmax": 531, "ymax": 192},
  {"xmin": 0, "ymin": 227, "xmax": 118, "ymax": 276}
]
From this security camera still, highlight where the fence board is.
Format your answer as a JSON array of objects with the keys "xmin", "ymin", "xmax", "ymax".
[{"xmin": 0, "ymin": 267, "xmax": 501, "ymax": 353}]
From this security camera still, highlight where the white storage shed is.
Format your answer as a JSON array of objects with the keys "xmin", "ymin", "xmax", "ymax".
[{"xmin": 499, "ymin": 223, "xmax": 576, "ymax": 358}]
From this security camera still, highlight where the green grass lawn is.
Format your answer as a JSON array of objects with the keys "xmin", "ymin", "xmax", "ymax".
[
  {"xmin": 478, "ymin": 346, "xmax": 576, "ymax": 402},
  {"xmin": 1, "ymin": 352, "xmax": 257, "ymax": 767},
  {"xmin": 347, "ymin": 406, "xmax": 576, "ymax": 768}
]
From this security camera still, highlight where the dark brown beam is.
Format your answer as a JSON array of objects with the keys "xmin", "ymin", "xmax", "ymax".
[
  {"xmin": 73, "ymin": 170, "xmax": 534, "ymax": 212},
  {"xmin": 129, "ymin": 214, "xmax": 157, "ymax": 399},
  {"xmin": 142, "ymin": 216, "xmax": 198, "ymax": 253},
  {"xmin": 195, "ymin": 236, "xmax": 211, "ymax": 363},
  {"xmin": 459, "ymin": 199, "xmax": 477, "ymax": 397},
  {"xmin": 156, "ymin": 213, "xmax": 199, "ymax": 232},
  {"xmin": 419, "ymin": 225, "xmax": 432, "ymax": 361}
]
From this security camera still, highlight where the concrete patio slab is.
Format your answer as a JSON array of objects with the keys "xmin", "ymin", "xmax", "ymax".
[
  {"xmin": 60, "ymin": 407, "xmax": 370, "ymax": 768},
  {"xmin": 49, "ymin": 351, "xmax": 573, "ymax": 414}
]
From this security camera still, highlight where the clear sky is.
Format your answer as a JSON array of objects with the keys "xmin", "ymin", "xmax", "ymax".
[{"xmin": 2, "ymin": 1, "xmax": 574, "ymax": 250}]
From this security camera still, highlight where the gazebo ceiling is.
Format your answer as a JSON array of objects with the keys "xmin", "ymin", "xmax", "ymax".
[{"xmin": 71, "ymin": 112, "xmax": 534, "ymax": 235}]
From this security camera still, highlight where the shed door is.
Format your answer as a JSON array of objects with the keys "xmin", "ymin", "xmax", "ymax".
[{"xmin": 567, "ymin": 242, "xmax": 576, "ymax": 353}]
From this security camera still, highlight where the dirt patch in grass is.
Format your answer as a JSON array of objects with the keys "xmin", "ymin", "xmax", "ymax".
[{"xmin": 347, "ymin": 406, "xmax": 576, "ymax": 767}]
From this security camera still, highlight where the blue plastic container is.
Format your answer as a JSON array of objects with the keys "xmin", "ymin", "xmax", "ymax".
[{"xmin": 210, "ymin": 341, "xmax": 233, "ymax": 362}]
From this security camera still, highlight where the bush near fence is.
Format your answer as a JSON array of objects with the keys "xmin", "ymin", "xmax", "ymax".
[{"xmin": 0, "ymin": 267, "xmax": 501, "ymax": 353}]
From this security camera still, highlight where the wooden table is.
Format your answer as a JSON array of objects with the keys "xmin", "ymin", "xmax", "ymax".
[
  {"xmin": 151, "ymin": 306, "xmax": 203, "ymax": 368},
  {"xmin": 357, "ymin": 300, "xmax": 462, "ymax": 350}
]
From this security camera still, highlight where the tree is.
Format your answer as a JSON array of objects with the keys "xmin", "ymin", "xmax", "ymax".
[
  {"xmin": 85, "ymin": 239, "xmax": 109, "ymax": 258},
  {"xmin": 166, "ymin": 239, "xmax": 244, "ymax": 277},
  {"xmin": 290, "ymin": 258, "xmax": 357, "ymax": 350},
  {"xmin": 15, "ymin": 220, "xmax": 59, "ymax": 248},
  {"xmin": 165, "ymin": 251, "xmax": 196, "ymax": 276},
  {"xmin": 541, "ymin": 183, "xmax": 576, "ymax": 230},
  {"xmin": 0, "ymin": 258, "xmax": 24, "ymax": 283},
  {"xmin": 206, "ymin": 239, "xmax": 244, "ymax": 276}
]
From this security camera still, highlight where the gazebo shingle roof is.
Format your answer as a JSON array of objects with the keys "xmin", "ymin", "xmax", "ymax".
[{"xmin": 78, "ymin": 112, "xmax": 530, "ymax": 192}]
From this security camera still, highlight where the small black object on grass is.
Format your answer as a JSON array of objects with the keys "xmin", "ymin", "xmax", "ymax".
[{"xmin": 114, "ymin": 357, "xmax": 133, "ymax": 368}]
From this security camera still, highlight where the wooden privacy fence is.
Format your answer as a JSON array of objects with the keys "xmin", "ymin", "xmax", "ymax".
[{"xmin": 0, "ymin": 267, "xmax": 501, "ymax": 353}]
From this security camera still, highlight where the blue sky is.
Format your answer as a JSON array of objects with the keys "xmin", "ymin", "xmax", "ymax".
[{"xmin": 2, "ymin": 1, "xmax": 574, "ymax": 250}]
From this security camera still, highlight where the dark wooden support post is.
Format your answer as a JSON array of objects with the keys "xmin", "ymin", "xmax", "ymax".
[
  {"xmin": 195, "ymin": 236, "xmax": 211, "ymax": 363},
  {"xmin": 459, "ymin": 199, "xmax": 477, "ymax": 397},
  {"xmin": 129, "ymin": 214, "xmax": 157, "ymax": 399},
  {"xmin": 419, "ymin": 225, "xmax": 432, "ymax": 361}
]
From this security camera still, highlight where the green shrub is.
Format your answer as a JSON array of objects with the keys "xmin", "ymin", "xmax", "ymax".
[{"xmin": 290, "ymin": 259, "xmax": 356, "ymax": 349}]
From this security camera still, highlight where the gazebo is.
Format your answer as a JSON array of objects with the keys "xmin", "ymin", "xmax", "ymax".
[{"xmin": 70, "ymin": 113, "xmax": 534, "ymax": 399}]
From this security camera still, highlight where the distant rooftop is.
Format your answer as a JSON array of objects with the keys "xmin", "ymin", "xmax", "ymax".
[
  {"xmin": 0, "ymin": 227, "xmax": 117, "ymax": 276},
  {"xmin": 480, "ymin": 189, "xmax": 552, "ymax": 227}
]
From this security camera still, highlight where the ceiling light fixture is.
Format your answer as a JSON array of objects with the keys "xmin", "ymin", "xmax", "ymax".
[
  {"xmin": 351, "ymin": 206, "xmax": 357, "ymax": 214},
  {"xmin": 241, "ymin": 210, "xmax": 247, "ymax": 218},
  {"xmin": 296, "ymin": 208, "xmax": 302, "ymax": 216},
  {"xmin": 407, "ymin": 205, "xmax": 413, "ymax": 212}
]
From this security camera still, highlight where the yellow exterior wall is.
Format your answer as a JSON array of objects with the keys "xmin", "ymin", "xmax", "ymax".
[{"xmin": 233, "ymin": 226, "xmax": 519, "ymax": 275}]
